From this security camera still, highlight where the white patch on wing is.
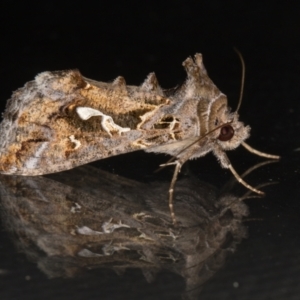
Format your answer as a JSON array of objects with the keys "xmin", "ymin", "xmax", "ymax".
[
  {"xmin": 69, "ymin": 135, "xmax": 81, "ymax": 150},
  {"xmin": 76, "ymin": 107, "xmax": 102, "ymax": 120},
  {"xmin": 76, "ymin": 106, "xmax": 130, "ymax": 137}
]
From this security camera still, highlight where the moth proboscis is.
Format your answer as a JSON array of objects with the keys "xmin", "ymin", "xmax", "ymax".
[{"xmin": 0, "ymin": 53, "xmax": 279, "ymax": 225}]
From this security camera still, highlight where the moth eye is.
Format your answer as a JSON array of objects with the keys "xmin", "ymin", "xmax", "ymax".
[{"xmin": 218, "ymin": 125, "xmax": 234, "ymax": 141}]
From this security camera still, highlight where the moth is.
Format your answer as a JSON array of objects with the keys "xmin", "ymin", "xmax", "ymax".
[{"xmin": 0, "ymin": 53, "xmax": 279, "ymax": 224}]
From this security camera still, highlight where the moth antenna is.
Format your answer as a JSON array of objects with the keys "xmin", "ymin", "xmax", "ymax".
[
  {"xmin": 233, "ymin": 48, "xmax": 245, "ymax": 113},
  {"xmin": 241, "ymin": 142, "xmax": 280, "ymax": 159}
]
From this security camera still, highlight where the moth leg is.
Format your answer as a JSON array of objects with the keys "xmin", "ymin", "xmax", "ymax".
[
  {"xmin": 242, "ymin": 142, "xmax": 280, "ymax": 159},
  {"xmin": 227, "ymin": 164, "xmax": 264, "ymax": 195},
  {"xmin": 160, "ymin": 160, "xmax": 182, "ymax": 226},
  {"xmin": 213, "ymin": 145, "xmax": 264, "ymax": 195},
  {"xmin": 221, "ymin": 159, "xmax": 278, "ymax": 194}
]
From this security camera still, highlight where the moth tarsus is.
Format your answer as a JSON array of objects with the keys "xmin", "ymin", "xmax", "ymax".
[{"xmin": 0, "ymin": 53, "xmax": 279, "ymax": 225}]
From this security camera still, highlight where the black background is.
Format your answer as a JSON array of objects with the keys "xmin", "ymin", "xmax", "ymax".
[{"xmin": 0, "ymin": 1, "xmax": 300, "ymax": 299}]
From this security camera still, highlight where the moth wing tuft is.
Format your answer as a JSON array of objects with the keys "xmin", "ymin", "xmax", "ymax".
[
  {"xmin": 140, "ymin": 72, "xmax": 163, "ymax": 96},
  {"xmin": 112, "ymin": 76, "xmax": 127, "ymax": 95}
]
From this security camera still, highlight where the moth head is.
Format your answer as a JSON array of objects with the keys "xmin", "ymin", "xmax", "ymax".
[
  {"xmin": 207, "ymin": 94, "xmax": 250, "ymax": 151},
  {"xmin": 216, "ymin": 112, "xmax": 250, "ymax": 150}
]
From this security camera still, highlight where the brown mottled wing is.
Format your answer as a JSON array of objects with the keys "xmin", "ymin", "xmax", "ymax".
[{"xmin": 0, "ymin": 70, "xmax": 175, "ymax": 175}]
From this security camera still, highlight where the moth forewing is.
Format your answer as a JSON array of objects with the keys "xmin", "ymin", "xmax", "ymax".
[{"xmin": 0, "ymin": 53, "xmax": 279, "ymax": 225}]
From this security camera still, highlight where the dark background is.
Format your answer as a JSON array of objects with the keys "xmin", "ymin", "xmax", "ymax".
[{"xmin": 0, "ymin": 1, "xmax": 300, "ymax": 299}]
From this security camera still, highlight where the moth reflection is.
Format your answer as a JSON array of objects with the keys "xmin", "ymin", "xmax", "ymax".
[{"xmin": 0, "ymin": 166, "xmax": 249, "ymax": 299}]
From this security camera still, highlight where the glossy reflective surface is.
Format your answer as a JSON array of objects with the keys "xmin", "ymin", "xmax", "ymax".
[{"xmin": 0, "ymin": 165, "xmax": 251, "ymax": 300}]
